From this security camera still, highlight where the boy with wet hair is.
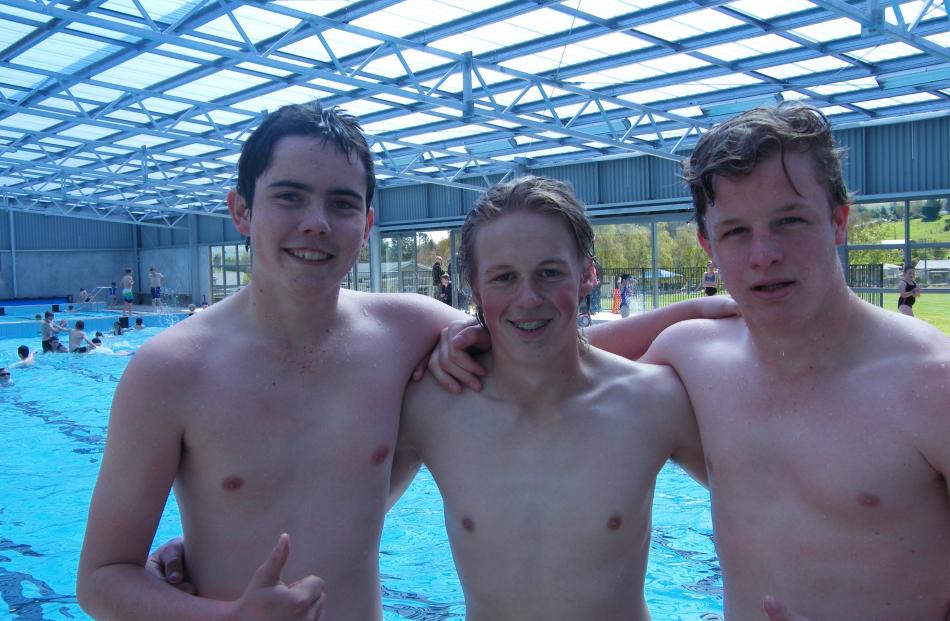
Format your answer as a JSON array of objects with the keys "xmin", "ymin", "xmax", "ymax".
[
  {"xmin": 391, "ymin": 176, "xmax": 706, "ymax": 619},
  {"xmin": 436, "ymin": 103, "xmax": 950, "ymax": 620}
]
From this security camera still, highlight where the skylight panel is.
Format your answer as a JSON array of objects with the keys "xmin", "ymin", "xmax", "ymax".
[
  {"xmin": 640, "ymin": 53, "xmax": 709, "ymax": 74},
  {"xmin": 236, "ymin": 62, "xmax": 293, "ymax": 78},
  {"xmin": 845, "ymin": 42, "xmax": 921, "ymax": 64},
  {"xmin": 66, "ymin": 83, "xmax": 124, "ymax": 104},
  {"xmin": 140, "ymin": 97, "xmax": 192, "ymax": 115},
  {"xmin": 3, "ymin": 151, "xmax": 43, "ymax": 161},
  {"xmin": 635, "ymin": 9, "xmax": 744, "ymax": 42},
  {"xmin": 756, "ymin": 56, "xmax": 851, "ymax": 80},
  {"xmin": 808, "ymin": 76, "xmax": 878, "ymax": 95},
  {"xmin": 38, "ymin": 97, "xmax": 97, "ymax": 115},
  {"xmin": 430, "ymin": 31, "xmax": 507, "ymax": 55},
  {"xmin": 668, "ymin": 105, "xmax": 703, "ymax": 117},
  {"xmin": 362, "ymin": 111, "xmax": 442, "ymax": 133},
  {"xmin": 13, "ymin": 32, "xmax": 118, "ymax": 75},
  {"xmin": 279, "ymin": 35, "xmax": 336, "ymax": 64},
  {"xmin": 0, "ymin": 18, "xmax": 40, "ymax": 48},
  {"xmin": 113, "ymin": 134, "xmax": 174, "ymax": 149},
  {"xmin": 93, "ymin": 53, "xmax": 199, "ymax": 90},
  {"xmin": 204, "ymin": 109, "xmax": 256, "ymax": 127},
  {"xmin": 156, "ymin": 44, "xmax": 222, "ymax": 63},
  {"xmin": 104, "ymin": 109, "xmax": 153, "ymax": 124},
  {"xmin": 0, "ymin": 66, "xmax": 44, "ymax": 93},
  {"xmin": 57, "ymin": 125, "xmax": 121, "ymax": 141},
  {"xmin": 194, "ymin": 11, "xmax": 278, "ymax": 47},
  {"xmin": 233, "ymin": 86, "xmax": 332, "ymax": 113},
  {"xmin": 273, "ymin": 1, "xmax": 351, "ymax": 16},
  {"xmin": 436, "ymin": 7, "xmax": 585, "ymax": 56},
  {"xmin": 66, "ymin": 21, "xmax": 140, "ymax": 44},
  {"xmin": 577, "ymin": 0, "xmax": 669, "ymax": 21},
  {"xmin": 791, "ymin": 18, "xmax": 861, "ymax": 43},
  {"xmin": 320, "ymin": 28, "xmax": 385, "ymax": 58},
  {"xmin": 884, "ymin": 1, "xmax": 946, "ymax": 25},
  {"xmin": 40, "ymin": 137, "xmax": 82, "ymax": 148},
  {"xmin": 100, "ymin": 0, "xmax": 205, "ymax": 24},
  {"xmin": 699, "ymin": 34, "xmax": 800, "ymax": 62},
  {"xmin": 162, "ymin": 70, "xmax": 272, "ymax": 102},
  {"xmin": 3, "ymin": 113, "xmax": 60, "ymax": 132},
  {"xmin": 519, "ymin": 144, "xmax": 584, "ymax": 159},
  {"xmin": 727, "ymin": 0, "xmax": 815, "ymax": 20},
  {"xmin": 360, "ymin": 48, "xmax": 451, "ymax": 80},
  {"xmin": 167, "ymin": 143, "xmax": 221, "ymax": 157},
  {"xmin": 351, "ymin": 1, "xmax": 462, "ymax": 36}
]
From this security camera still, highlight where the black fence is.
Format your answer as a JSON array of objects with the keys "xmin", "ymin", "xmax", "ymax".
[{"xmin": 342, "ymin": 264, "xmax": 893, "ymax": 313}]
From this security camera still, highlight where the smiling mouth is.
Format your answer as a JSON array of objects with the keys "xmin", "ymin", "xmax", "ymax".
[
  {"xmin": 285, "ymin": 248, "xmax": 331, "ymax": 262},
  {"xmin": 752, "ymin": 281, "xmax": 793, "ymax": 292},
  {"xmin": 510, "ymin": 320, "xmax": 550, "ymax": 331}
]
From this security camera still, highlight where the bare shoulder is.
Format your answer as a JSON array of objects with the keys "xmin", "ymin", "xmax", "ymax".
[
  {"xmin": 118, "ymin": 303, "xmax": 234, "ymax": 407},
  {"xmin": 644, "ymin": 315, "xmax": 745, "ymax": 365},
  {"xmin": 349, "ymin": 289, "xmax": 467, "ymax": 327},
  {"xmin": 584, "ymin": 346, "xmax": 689, "ymax": 406},
  {"xmin": 341, "ymin": 290, "xmax": 468, "ymax": 356}
]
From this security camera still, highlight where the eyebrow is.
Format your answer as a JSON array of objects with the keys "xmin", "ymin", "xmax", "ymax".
[
  {"xmin": 713, "ymin": 203, "xmax": 804, "ymax": 228},
  {"xmin": 265, "ymin": 180, "xmax": 364, "ymax": 201}
]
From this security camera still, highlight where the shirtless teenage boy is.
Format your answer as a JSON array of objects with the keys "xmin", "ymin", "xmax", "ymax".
[
  {"xmin": 77, "ymin": 103, "xmax": 466, "ymax": 621},
  {"xmin": 391, "ymin": 177, "xmax": 706, "ymax": 620},
  {"xmin": 600, "ymin": 104, "xmax": 950, "ymax": 620}
]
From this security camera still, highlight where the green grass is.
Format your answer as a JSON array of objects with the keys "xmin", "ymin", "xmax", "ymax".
[
  {"xmin": 622, "ymin": 291, "xmax": 950, "ymax": 337},
  {"xmin": 883, "ymin": 292, "xmax": 950, "ymax": 335}
]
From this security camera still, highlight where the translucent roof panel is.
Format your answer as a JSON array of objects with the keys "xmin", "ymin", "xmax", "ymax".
[{"xmin": 0, "ymin": 0, "xmax": 946, "ymax": 225}]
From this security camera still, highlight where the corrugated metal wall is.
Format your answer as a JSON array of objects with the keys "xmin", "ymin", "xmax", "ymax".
[
  {"xmin": 11, "ymin": 212, "xmax": 133, "ymax": 250},
  {"xmin": 373, "ymin": 116, "xmax": 950, "ymax": 228}
]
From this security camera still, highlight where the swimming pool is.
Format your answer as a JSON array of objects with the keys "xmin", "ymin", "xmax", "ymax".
[{"xmin": 0, "ymin": 326, "xmax": 723, "ymax": 620}]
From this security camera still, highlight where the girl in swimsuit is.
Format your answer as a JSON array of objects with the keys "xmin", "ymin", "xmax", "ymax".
[{"xmin": 897, "ymin": 265, "xmax": 920, "ymax": 317}]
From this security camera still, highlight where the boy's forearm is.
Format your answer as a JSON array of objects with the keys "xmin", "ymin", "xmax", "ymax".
[
  {"xmin": 79, "ymin": 564, "xmax": 234, "ymax": 621},
  {"xmin": 587, "ymin": 298, "xmax": 712, "ymax": 360}
]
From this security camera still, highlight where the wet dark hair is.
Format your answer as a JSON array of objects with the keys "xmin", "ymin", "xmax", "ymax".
[
  {"xmin": 458, "ymin": 176, "xmax": 595, "ymax": 328},
  {"xmin": 91, "ymin": 338, "xmax": 102, "ymax": 345},
  {"xmin": 75, "ymin": 320, "xmax": 85, "ymax": 330},
  {"xmin": 683, "ymin": 102, "xmax": 851, "ymax": 238},
  {"xmin": 17, "ymin": 345, "xmax": 28, "ymax": 358},
  {"xmin": 44, "ymin": 311, "xmax": 53, "ymax": 319},
  {"xmin": 237, "ymin": 101, "xmax": 375, "ymax": 214}
]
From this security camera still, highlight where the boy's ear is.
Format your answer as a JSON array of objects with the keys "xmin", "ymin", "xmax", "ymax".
[
  {"xmin": 579, "ymin": 258, "xmax": 595, "ymax": 297},
  {"xmin": 228, "ymin": 189, "xmax": 251, "ymax": 236},
  {"xmin": 832, "ymin": 203, "xmax": 849, "ymax": 246}
]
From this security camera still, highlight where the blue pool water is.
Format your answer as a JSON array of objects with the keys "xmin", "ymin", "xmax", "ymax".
[{"xmin": 0, "ymin": 326, "xmax": 723, "ymax": 620}]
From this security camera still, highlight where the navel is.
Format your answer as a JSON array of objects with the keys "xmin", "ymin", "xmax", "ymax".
[
  {"xmin": 221, "ymin": 475, "xmax": 244, "ymax": 491},
  {"xmin": 857, "ymin": 491, "xmax": 880, "ymax": 508},
  {"xmin": 370, "ymin": 444, "xmax": 390, "ymax": 466},
  {"xmin": 607, "ymin": 514, "xmax": 623, "ymax": 531},
  {"xmin": 461, "ymin": 517, "xmax": 475, "ymax": 533}
]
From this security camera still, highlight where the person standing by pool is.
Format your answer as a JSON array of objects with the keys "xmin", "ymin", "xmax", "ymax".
[
  {"xmin": 120, "ymin": 268, "xmax": 134, "ymax": 316},
  {"xmin": 391, "ymin": 176, "xmax": 707, "ymax": 619},
  {"xmin": 80, "ymin": 102, "xmax": 730, "ymax": 621},
  {"xmin": 897, "ymin": 263, "xmax": 920, "ymax": 316},
  {"xmin": 148, "ymin": 267, "xmax": 166, "ymax": 312},
  {"xmin": 40, "ymin": 311, "xmax": 68, "ymax": 353},
  {"xmin": 702, "ymin": 260, "xmax": 718, "ymax": 296},
  {"xmin": 108, "ymin": 281, "xmax": 118, "ymax": 309},
  {"xmin": 618, "ymin": 273, "xmax": 634, "ymax": 317}
]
